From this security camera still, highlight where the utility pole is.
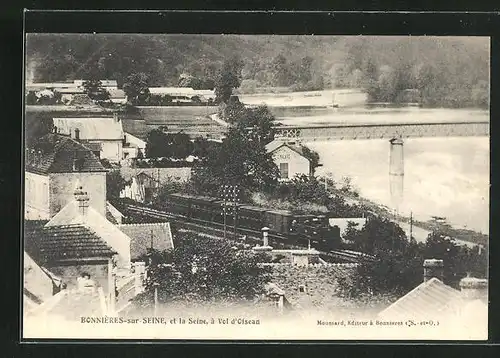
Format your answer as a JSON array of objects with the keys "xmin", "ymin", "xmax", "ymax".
[
  {"xmin": 409, "ymin": 211, "xmax": 413, "ymax": 241},
  {"xmin": 222, "ymin": 185, "xmax": 229, "ymax": 240},
  {"xmin": 233, "ymin": 185, "xmax": 239, "ymax": 238}
]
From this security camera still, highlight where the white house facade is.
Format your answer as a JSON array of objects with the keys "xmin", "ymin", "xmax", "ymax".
[{"xmin": 266, "ymin": 141, "xmax": 312, "ymax": 181}]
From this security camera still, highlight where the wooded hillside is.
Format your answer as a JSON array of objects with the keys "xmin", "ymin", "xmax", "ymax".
[{"xmin": 26, "ymin": 35, "xmax": 489, "ymax": 108}]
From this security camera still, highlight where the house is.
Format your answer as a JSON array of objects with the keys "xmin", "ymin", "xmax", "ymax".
[
  {"xmin": 256, "ymin": 246, "xmax": 359, "ymax": 315},
  {"xmin": 117, "ymin": 222, "xmax": 174, "ymax": 262},
  {"xmin": 73, "ymin": 79, "xmax": 118, "ymax": 91},
  {"xmin": 108, "ymin": 89, "xmax": 127, "ymax": 104},
  {"xmin": 23, "ymin": 184, "xmax": 163, "ymax": 321},
  {"xmin": 25, "ymin": 132, "xmax": 107, "ymax": 220},
  {"xmin": 23, "ymin": 251, "xmax": 62, "ymax": 310},
  {"xmin": 265, "ymin": 140, "xmax": 314, "ymax": 181},
  {"xmin": 119, "ymin": 172, "xmax": 158, "ymax": 204},
  {"xmin": 119, "ymin": 167, "xmax": 192, "ymax": 204},
  {"xmin": 24, "ymin": 183, "xmax": 133, "ymax": 313},
  {"xmin": 148, "ymin": 87, "xmax": 215, "ymax": 103},
  {"xmin": 52, "ymin": 114, "xmax": 125, "ymax": 162},
  {"xmin": 105, "ymin": 201, "xmax": 124, "ymax": 224},
  {"xmin": 378, "ymin": 258, "xmax": 488, "ymax": 339},
  {"xmin": 122, "ymin": 132, "xmax": 147, "ymax": 160}
]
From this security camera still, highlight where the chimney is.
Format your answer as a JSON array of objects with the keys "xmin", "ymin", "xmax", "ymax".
[
  {"xmin": 113, "ymin": 112, "xmax": 120, "ymax": 122},
  {"xmin": 53, "ymin": 126, "xmax": 58, "ymax": 134},
  {"xmin": 423, "ymin": 259, "xmax": 444, "ymax": 282},
  {"xmin": 74, "ymin": 183, "xmax": 90, "ymax": 216},
  {"xmin": 459, "ymin": 276, "xmax": 488, "ymax": 303}
]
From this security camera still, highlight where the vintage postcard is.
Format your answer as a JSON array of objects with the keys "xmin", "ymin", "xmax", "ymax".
[{"xmin": 22, "ymin": 32, "xmax": 489, "ymax": 341}]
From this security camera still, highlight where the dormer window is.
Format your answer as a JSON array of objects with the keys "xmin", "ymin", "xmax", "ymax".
[{"xmin": 73, "ymin": 158, "xmax": 85, "ymax": 171}]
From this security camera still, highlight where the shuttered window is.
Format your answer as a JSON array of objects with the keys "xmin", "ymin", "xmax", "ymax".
[{"xmin": 279, "ymin": 163, "xmax": 289, "ymax": 179}]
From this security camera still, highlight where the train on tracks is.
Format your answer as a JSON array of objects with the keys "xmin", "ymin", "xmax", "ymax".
[{"xmin": 160, "ymin": 193, "xmax": 342, "ymax": 251}]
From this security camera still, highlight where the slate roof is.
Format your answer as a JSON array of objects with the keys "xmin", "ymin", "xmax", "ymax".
[
  {"xmin": 117, "ymin": 223, "xmax": 174, "ymax": 261},
  {"xmin": 378, "ymin": 277, "xmax": 462, "ymax": 320},
  {"xmin": 25, "ymin": 134, "xmax": 106, "ymax": 175},
  {"xmin": 24, "ymin": 224, "xmax": 117, "ymax": 264},
  {"xmin": 53, "ymin": 117, "xmax": 124, "ymax": 140}
]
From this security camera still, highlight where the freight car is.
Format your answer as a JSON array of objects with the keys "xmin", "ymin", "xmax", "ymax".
[{"xmin": 164, "ymin": 193, "xmax": 341, "ymax": 250}]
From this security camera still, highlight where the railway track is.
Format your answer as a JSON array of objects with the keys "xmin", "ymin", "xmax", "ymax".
[{"xmin": 120, "ymin": 202, "xmax": 376, "ymax": 264}]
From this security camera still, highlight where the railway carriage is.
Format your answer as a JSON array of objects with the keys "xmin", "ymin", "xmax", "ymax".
[
  {"xmin": 264, "ymin": 210, "xmax": 295, "ymax": 236},
  {"xmin": 238, "ymin": 205, "xmax": 268, "ymax": 231},
  {"xmin": 165, "ymin": 193, "xmax": 192, "ymax": 216},
  {"xmin": 163, "ymin": 193, "xmax": 340, "ymax": 248}
]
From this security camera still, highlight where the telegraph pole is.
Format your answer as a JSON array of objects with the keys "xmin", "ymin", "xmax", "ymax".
[
  {"xmin": 232, "ymin": 185, "xmax": 239, "ymax": 238},
  {"xmin": 410, "ymin": 211, "xmax": 413, "ymax": 241},
  {"xmin": 222, "ymin": 185, "xmax": 229, "ymax": 240}
]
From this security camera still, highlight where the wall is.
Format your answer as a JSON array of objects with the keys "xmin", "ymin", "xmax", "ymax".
[
  {"xmin": 272, "ymin": 146, "xmax": 310, "ymax": 180},
  {"xmin": 49, "ymin": 172, "xmax": 106, "ymax": 217},
  {"xmin": 91, "ymin": 140, "xmax": 123, "ymax": 162},
  {"xmin": 48, "ymin": 261, "xmax": 111, "ymax": 294},
  {"xmin": 124, "ymin": 133, "xmax": 146, "ymax": 151},
  {"xmin": 265, "ymin": 263, "xmax": 357, "ymax": 309},
  {"xmin": 120, "ymin": 166, "xmax": 192, "ymax": 184},
  {"xmin": 25, "ymin": 171, "xmax": 50, "ymax": 220}
]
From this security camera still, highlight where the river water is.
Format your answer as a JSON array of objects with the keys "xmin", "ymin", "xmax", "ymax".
[{"xmin": 259, "ymin": 99, "xmax": 490, "ymax": 234}]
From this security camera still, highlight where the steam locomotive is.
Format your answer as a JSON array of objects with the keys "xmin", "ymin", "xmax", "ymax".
[{"xmin": 163, "ymin": 193, "xmax": 341, "ymax": 250}]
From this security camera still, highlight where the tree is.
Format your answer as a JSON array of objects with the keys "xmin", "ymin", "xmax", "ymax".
[
  {"xmin": 82, "ymin": 79, "xmax": 111, "ymax": 101},
  {"xmin": 106, "ymin": 170, "xmax": 128, "ymax": 201},
  {"xmin": 300, "ymin": 145, "xmax": 320, "ymax": 175},
  {"xmin": 270, "ymin": 54, "xmax": 294, "ymax": 87},
  {"xmin": 424, "ymin": 232, "xmax": 488, "ymax": 288},
  {"xmin": 123, "ymin": 72, "xmax": 150, "ymax": 105},
  {"xmin": 191, "ymin": 127, "xmax": 280, "ymax": 197},
  {"xmin": 26, "ymin": 91, "xmax": 38, "ymax": 105},
  {"xmin": 132, "ymin": 232, "xmax": 272, "ymax": 308},
  {"xmin": 145, "ymin": 129, "xmax": 194, "ymax": 159},
  {"xmin": 214, "ymin": 56, "xmax": 244, "ymax": 104},
  {"xmin": 235, "ymin": 105, "xmax": 276, "ymax": 146}
]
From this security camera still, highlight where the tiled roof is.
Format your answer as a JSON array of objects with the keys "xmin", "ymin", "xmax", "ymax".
[
  {"xmin": 25, "ymin": 134, "xmax": 106, "ymax": 175},
  {"xmin": 45, "ymin": 200, "xmax": 131, "ymax": 263},
  {"xmin": 265, "ymin": 140, "xmax": 310, "ymax": 161},
  {"xmin": 378, "ymin": 278, "xmax": 462, "ymax": 320},
  {"xmin": 53, "ymin": 117, "xmax": 124, "ymax": 140},
  {"xmin": 80, "ymin": 141, "xmax": 102, "ymax": 152},
  {"xmin": 24, "ymin": 224, "xmax": 117, "ymax": 264},
  {"xmin": 117, "ymin": 223, "xmax": 174, "ymax": 261}
]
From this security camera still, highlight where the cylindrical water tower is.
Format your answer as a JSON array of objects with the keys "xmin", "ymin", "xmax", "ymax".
[{"xmin": 389, "ymin": 137, "xmax": 404, "ymax": 210}]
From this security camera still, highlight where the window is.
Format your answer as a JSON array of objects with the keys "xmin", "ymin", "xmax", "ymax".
[
  {"xmin": 299, "ymin": 285, "xmax": 306, "ymax": 293},
  {"xmin": 279, "ymin": 163, "xmax": 289, "ymax": 179}
]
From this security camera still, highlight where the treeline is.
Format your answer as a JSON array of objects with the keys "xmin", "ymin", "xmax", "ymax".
[
  {"xmin": 334, "ymin": 37, "xmax": 489, "ymax": 108},
  {"xmin": 27, "ymin": 34, "xmax": 489, "ymax": 108},
  {"xmin": 337, "ymin": 219, "xmax": 488, "ymax": 299}
]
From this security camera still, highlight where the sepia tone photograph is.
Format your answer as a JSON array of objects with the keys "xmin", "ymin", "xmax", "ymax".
[{"xmin": 22, "ymin": 33, "xmax": 489, "ymax": 340}]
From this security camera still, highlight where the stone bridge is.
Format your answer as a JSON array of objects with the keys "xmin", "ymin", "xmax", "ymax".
[{"xmin": 273, "ymin": 121, "xmax": 489, "ymax": 141}]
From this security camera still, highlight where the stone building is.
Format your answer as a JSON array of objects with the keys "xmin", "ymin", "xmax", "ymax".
[
  {"xmin": 25, "ymin": 133, "xmax": 107, "ymax": 220},
  {"xmin": 52, "ymin": 115, "xmax": 125, "ymax": 162},
  {"xmin": 265, "ymin": 140, "xmax": 314, "ymax": 181}
]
